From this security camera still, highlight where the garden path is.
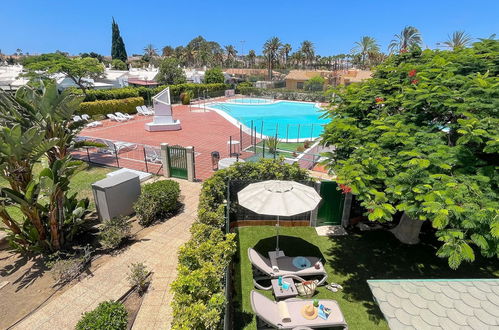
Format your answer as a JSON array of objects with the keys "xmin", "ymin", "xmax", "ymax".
[{"xmin": 14, "ymin": 178, "xmax": 200, "ymax": 330}]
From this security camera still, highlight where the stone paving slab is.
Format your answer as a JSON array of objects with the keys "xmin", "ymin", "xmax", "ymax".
[{"xmin": 14, "ymin": 179, "xmax": 200, "ymax": 330}]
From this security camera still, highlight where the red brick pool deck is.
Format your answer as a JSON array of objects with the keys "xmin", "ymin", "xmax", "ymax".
[{"xmin": 78, "ymin": 103, "xmax": 252, "ymax": 180}]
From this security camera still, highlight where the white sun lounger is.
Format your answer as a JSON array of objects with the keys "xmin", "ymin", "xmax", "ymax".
[
  {"xmin": 106, "ymin": 114, "xmax": 126, "ymax": 122},
  {"xmin": 115, "ymin": 112, "xmax": 134, "ymax": 120},
  {"xmin": 141, "ymin": 105, "xmax": 154, "ymax": 115},
  {"xmin": 248, "ymin": 248, "xmax": 328, "ymax": 290},
  {"xmin": 144, "ymin": 145, "xmax": 162, "ymax": 164},
  {"xmin": 73, "ymin": 115, "xmax": 83, "ymax": 122},
  {"xmin": 86, "ymin": 121, "xmax": 103, "ymax": 128},
  {"xmin": 81, "ymin": 114, "xmax": 91, "ymax": 121},
  {"xmin": 250, "ymin": 290, "xmax": 348, "ymax": 329},
  {"xmin": 95, "ymin": 139, "xmax": 136, "ymax": 154},
  {"xmin": 136, "ymin": 106, "xmax": 146, "ymax": 115}
]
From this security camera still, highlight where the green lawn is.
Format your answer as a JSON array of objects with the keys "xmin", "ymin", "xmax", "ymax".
[
  {"xmin": 255, "ymin": 141, "xmax": 306, "ymax": 152},
  {"xmin": 0, "ymin": 164, "xmax": 112, "ymax": 224},
  {"xmin": 233, "ymin": 226, "xmax": 498, "ymax": 330}
]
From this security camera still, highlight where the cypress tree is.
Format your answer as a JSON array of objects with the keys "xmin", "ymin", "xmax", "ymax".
[{"xmin": 111, "ymin": 18, "xmax": 128, "ymax": 64}]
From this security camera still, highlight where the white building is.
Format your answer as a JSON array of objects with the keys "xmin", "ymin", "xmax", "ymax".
[{"xmin": 0, "ymin": 64, "xmax": 29, "ymax": 91}]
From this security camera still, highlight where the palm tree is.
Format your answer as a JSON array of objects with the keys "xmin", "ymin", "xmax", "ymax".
[
  {"xmin": 439, "ymin": 31, "xmax": 473, "ymax": 50},
  {"xmin": 300, "ymin": 40, "xmax": 315, "ymax": 68},
  {"xmin": 162, "ymin": 45, "xmax": 174, "ymax": 57},
  {"xmin": 143, "ymin": 44, "xmax": 158, "ymax": 58},
  {"xmin": 224, "ymin": 45, "xmax": 238, "ymax": 68},
  {"xmin": 263, "ymin": 37, "xmax": 282, "ymax": 80},
  {"xmin": 351, "ymin": 36, "xmax": 380, "ymax": 69},
  {"xmin": 388, "ymin": 26, "xmax": 422, "ymax": 54},
  {"xmin": 247, "ymin": 50, "xmax": 256, "ymax": 68},
  {"xmin": 281, "ymin": 43, "xmax": 292, "ymax": 67}
]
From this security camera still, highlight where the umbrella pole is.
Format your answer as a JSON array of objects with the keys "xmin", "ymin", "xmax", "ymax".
[{"xmin": 276, "ymin": 216, "xmax": 279, "ymax": 252}]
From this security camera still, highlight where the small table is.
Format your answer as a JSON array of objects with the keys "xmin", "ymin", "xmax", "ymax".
[
  {"xmin": 218, "ymin": 157, "xmax": 244, "ymax": 170},
  {"xmin": 271, "ymin": 278, "xmax": 298, "ymax": 300}
]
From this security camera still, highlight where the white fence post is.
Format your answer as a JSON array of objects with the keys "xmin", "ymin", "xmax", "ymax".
[{"xmin": 160, "ymin": 143, "xmax": 171, "ymax": 177}]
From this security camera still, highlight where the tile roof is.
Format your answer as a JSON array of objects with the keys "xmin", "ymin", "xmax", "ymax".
[{"xmin": 368, "ymin": 279, "xmax": 499, "ymax": 329}]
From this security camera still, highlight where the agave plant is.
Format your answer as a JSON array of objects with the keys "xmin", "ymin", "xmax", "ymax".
[{"xmin": 265, "ymin": 137, "xmax": 280, "ymax": 155}]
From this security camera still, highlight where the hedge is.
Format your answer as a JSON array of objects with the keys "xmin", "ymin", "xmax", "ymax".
[
  {"xmin": 138, "ymin": 83, "xmax": 229, "ymax": 105},
  {"xmin": 70, "ymin": 83, "xmax": 229, "ymax": 104},
  {"xmin": 68, "ymin": 87, "xmax": 139, "ymax": 102},
  {"xmin": 79, "ymin": 97, "xmax": 144, "ymax": 116},
  {"xmin": 235, "ymin": 86, "xmax": 329, "ymax": 102},
  {"xmin": 170, "ymin": 159, "xmax": 311, "ymax": 329}
]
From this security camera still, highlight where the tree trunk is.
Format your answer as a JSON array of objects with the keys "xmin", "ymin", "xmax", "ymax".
[{"xmin": 390, "ymin": 212, "xmax": 423, "ymax": 245}]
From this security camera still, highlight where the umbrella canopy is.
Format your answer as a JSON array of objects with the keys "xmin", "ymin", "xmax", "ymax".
[{"xmin": 237, "ymin": 180, "xmax": 321, "ymax": 217}]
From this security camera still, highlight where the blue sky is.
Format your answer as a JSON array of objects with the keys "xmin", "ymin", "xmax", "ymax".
[{"xmin": 1, "ymin": 0, "xmax": 498, "ymax": 56}]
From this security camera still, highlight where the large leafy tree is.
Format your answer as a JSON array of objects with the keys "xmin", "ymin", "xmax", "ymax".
[
  {"xmin": 204, "ymin": 67, "xmax": 224, "ymax": 84},
  {"xmin": 388, "ymin": 26, "xmax": 422, "ymax": 54},
  {"xmin": 263, "ymin": 37, "xmax": 282, "ymax": 80},
  {"xmin": 155, "ymin": 57, "xmax": 187, "ymax": 85},
  {"xmin": 0, "ymin": 83, "xmax": 91, "ymax": 251},
  {"xmin": 23, "ymin": 53, "xmax": 104, "ymax": 94},
  {"xmin": 322, "ymin": 39, "xmax": 499, "ymax": 269},
  {"xmin": 111, "ymin": 18, "xmax": 128, "ymax": 64}
]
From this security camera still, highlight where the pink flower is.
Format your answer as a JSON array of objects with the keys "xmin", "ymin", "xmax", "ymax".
[
  {"xmin": 411, "ymin": 79, "xmax": 419, "ymax": 85},
  {"xmin": 408, "ymin": 69, "xmax": 417, "ymax": 77}
]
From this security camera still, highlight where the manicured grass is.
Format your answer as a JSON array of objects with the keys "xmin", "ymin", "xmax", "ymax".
[
  {"xmin": 0, "ymin": 164, "xmax": 112, "ymax": 224},
  {"xmin": 255, "ymin": 141, "xmax": 310, "ymax": 152},
  {"xmin": 233, "ymin": 226, "xmax": 499, "ymax": 330}
]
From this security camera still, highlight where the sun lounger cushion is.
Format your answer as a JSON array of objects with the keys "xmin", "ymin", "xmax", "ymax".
[
  {"xmin": 248, "ymin": 248, "xmax": 325, "ymax": 277},
  {"xmin": 251, "ymin": 291, "xmax": 347, "ymax": 329}
]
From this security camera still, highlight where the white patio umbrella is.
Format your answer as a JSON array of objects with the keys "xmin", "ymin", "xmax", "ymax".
[{"xmin": 237, "ymin": 180, "xmax": 321, "ymax": 251}]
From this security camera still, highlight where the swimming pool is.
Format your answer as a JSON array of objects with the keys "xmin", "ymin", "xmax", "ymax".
[
  {"xmin": 209, "ymin": 100, "xmax": 328, "ymax": 141},
  {"xmin": 226, "ymin": 98, "xmax": 273, "ymax": 104}
]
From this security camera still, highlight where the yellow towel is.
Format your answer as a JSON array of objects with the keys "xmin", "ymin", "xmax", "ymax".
[{"xmin": 277, "ymin": 301, "xmax": 291, "ymax": 323}]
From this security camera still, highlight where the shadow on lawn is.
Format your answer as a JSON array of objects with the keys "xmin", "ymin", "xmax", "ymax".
[
  {"xmin": 253, "ymin": 235, "xmax": 325, "ymax": 259},
  {"xmin": 326, "ymin": 229, "xmax": 498, "ymax": 323}
]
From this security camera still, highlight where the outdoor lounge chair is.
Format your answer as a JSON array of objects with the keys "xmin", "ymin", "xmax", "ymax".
[
  {"xmin": 115, "ymin": 112, "xmax": 134, "ymax": 120},
  {"xmin": 72, "ymin": 115, "xmax": 83, "ymax": 122},
  {"xmin": 248, "ymin": 248, "xmax": 328, "ymax": 290},
  {"xmin": 144, "ymin": 145, "xmax": 162, "ymax": 164},
  {"xmin": 106, "ymin": 114, "xmax": 127, "ymax": 122},
  {"xmin": 85, "ymin": 121, "xmax": 103, "ymax": 128},
  {"xmin": 136, "ymin": 106, "xmax": 146, "ymax": 115},
  {"xmin": 141, "ymin": 105, "xmax": 154, "ymax": 115},
  {"xmin": 95, "ymin": 139, "xmax": 136, "ymax": 154},
  {"xmin": 81, "ymin": 114, "xmax": 91, "ymax": 121},
  {"xmin": 250, "ymin": 290, "xmax": 348, "ymax": 329}
]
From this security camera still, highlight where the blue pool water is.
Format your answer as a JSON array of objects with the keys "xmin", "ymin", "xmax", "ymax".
[
  {"xmin": 227, "ymin": 98, "xmax": 273, "ymax": 104},
  {"xmin": 211, "ymin": 101, "xmax": 328, "ymax": 140}
]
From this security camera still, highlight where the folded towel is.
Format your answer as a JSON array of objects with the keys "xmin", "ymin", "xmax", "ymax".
[{"xmin": 277, "ymin": 301, "xmax": 291, "ymax": 323}]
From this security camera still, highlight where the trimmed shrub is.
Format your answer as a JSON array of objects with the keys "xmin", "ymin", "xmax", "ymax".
[
  {"xmin": 76, "ymin": 301, "xmax": 128, "ymax": 330},
  {"xmin": 134, "ymin": 180, "xmax": 180, "ymax": 227},
  {"xmin": 171, "ymin": 159, "xmax": 311, "ymax": 329},
  {"xmin": 79, "ymin": 97, "xmax": 144, "ymax": 116},
  {"xmin": 180, "ymin": 92, "xmax": 191, "ymax": 105},
  {"xmin": 127, "ymin": 262, "xmax": 149, "ymax": 293},
  {"xmin": 68, "ymin": 87, "xmax": 139, "ymax": 102},
  {"xmin": 99, "ymin": 216, "xmax": 132, "ymax": 250}
]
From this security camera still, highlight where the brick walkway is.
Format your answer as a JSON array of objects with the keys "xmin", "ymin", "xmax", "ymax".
[{"xmin": 14, "ymin": 179, "xmax": 200, "ymax": 330}]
